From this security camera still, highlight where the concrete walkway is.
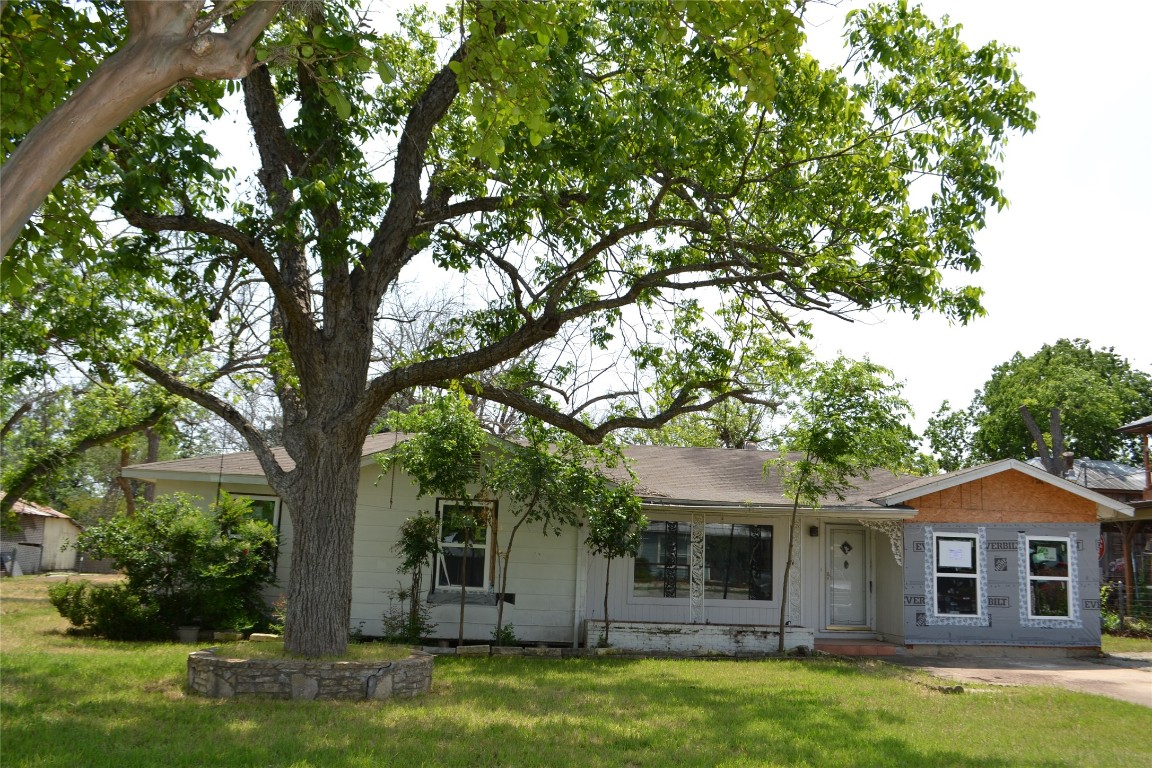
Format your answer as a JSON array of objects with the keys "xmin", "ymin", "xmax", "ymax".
[{"xmin": 879, "ymin": 652, "xmax": 1152, "ymax": 707}]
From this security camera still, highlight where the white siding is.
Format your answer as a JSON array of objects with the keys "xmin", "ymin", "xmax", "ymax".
[
  {"xmin": 152, "ymin": 464, "xmax": 583, "ymax": 644},
  {"xmin": 873, "ymin": 528, "xmax": 905, "ymax": 642}
]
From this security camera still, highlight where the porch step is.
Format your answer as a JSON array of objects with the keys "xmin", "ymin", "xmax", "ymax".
[{"xmin": 814, "ymin": 638, "xmax": 906, "ymax": 657}]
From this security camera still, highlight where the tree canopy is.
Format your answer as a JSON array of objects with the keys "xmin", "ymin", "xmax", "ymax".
[
  {"xmin": 926, "ymin": 339, "xmax": 1152, "ymax": 468},
  {"xmin": 2, "ymin": 0, "xmax": 1036, "ymax": 655}
]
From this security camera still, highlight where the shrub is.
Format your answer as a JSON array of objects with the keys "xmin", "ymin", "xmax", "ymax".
[
  {"xmin": 54, "ymin": 493, "xmax": 279, "ymax": 639},
  {"xmin": 491, "ymin": 623, "xmax": 518, "ymax": 647},
  {"xmin": 381, "ymin": 587, "xmax": 436, "ymax": 644},
  {"xmin": 85, "ymin": 583, "xmax": 168, "ymax": 641},
  {"xmin": 47, "ymin": 580, "xmax": 90, "ymax": 627}
]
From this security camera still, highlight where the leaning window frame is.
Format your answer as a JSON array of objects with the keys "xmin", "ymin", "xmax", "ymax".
[
  {"xmin": 434, "ymin": 498, "xmax": 495, "ymax": 592},
  {"xmin": 924, "ymin": 526, "xmax": 989, "ymax": 627}
]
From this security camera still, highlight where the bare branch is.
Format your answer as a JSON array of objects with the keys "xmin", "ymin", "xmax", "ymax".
[{"xmin": 132, "ymin": 357, "xmax": 288, "ymax": 486}]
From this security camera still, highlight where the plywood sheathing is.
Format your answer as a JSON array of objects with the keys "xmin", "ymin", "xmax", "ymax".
[{"xmin": 904, "ymin": 469, "xmax": 1095, "ymax": 524}]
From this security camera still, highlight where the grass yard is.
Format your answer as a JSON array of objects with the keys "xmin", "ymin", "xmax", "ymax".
[
  {"xmin": 1101, "ymin": 634, "xmax": 1152, "ymax": 654},
  {"xmin": 3, "ymin": 575, "xmax": 1149, "ymax": 768}
]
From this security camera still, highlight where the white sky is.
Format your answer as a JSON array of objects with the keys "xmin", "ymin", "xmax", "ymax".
[{"xmin": 799, "ymin": 0, "xmax": 1152, "ymax": 431}]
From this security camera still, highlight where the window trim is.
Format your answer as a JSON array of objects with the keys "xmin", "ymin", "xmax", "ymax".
[
  {"xmin": 1016, "ymin": 532, "xmax": 1082, "ymax": 629},
  {"xmin": 434, "ymin": 498, "xmax": 495, "ymax": 592},
  {"xmin": 241, "ymin": 495, "xmax": 282, "ymax": 530},
  {"xmin": 924, "ymin": 526, "xmax": 989, "ymax": 626},
  {"xmin": 1023, "ymin": 535, "xmax": 1073, "ymax": 620}
]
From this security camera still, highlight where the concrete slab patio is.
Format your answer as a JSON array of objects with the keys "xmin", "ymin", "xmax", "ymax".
[{"xmin": 877, "ymin": 652, "xmax": 1152, "ymax": 708}]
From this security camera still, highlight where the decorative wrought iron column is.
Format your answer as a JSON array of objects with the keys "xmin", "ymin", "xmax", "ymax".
[
  {"xmin": 663, "ymin": 522, "xmax": 679, "ymax": 597},
  {"xmin": 689, "ymin": 513, "xmax": 705, "ymax": 623}
]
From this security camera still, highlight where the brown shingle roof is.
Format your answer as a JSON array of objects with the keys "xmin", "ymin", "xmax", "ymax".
[
  {"xmin": 619, "ymin": 445, "xmax": 912, "ymax": 508},
  {"xmin": 123, "ymin": 432, "xmax": 410, "ymax": 478},
  {"xmin": 127, "ymin": 436, "xmax": 912, "ymax": 509}
]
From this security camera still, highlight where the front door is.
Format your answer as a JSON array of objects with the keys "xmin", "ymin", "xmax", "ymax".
[{"xmin": 826, "ymin": 525, "xmax": 869, "ymax": 629}]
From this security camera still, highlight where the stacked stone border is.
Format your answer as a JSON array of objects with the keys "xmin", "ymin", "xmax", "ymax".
[
  {"xmin": 187, "ymin": 648, "xmax": 433, "ymax": 700},
  {"xmin": 427, "ymin": 644, "xmax": 818, "ymax": 659}
]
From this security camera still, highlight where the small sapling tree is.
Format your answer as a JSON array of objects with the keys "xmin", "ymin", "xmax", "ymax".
[
  {"xmin": 383, "ymin": 511, "xmax": 440, "ymax": 643},
  {"xmin": 486, "ymin": 419, "xmax": 632, "ymax": 643},
  {"xmin": 584, "ymin": 490, "xmax": 647, "ymax": 647},
  {"xmin": 767, "ymin": 356, "xmax": 921, "ymax": 653},
  {"xmin": 378, "ymin": 388, "xmax": 489, "ymax": 644}
]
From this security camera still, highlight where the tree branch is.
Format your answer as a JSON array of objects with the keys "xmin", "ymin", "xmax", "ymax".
[
  {"xmin": 2, "ymin": 0, "xmax": 283, "ymax": 258},
  {"xmin": 359, "ymin": 40, "xmax": 470, "ymax": 306},
  {"xmin": 0, "ymin": 403, "xmax": 169, "ymax": 515},
  {"xmin": 465, "ymin": 381, "xmax": 763, "ymax": 444},
  {"xmin": 131, "ymin": 357, "xmax": 288, "ymax": 487},
  {"xmin": 121, "ymin": 209, "xmax": 316, "ymax": 342}
]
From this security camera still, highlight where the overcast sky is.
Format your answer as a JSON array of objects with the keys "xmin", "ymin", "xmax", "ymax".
[{"xmin": 799, "ymin": 0, "xmax": 1152, "ymax": 431}]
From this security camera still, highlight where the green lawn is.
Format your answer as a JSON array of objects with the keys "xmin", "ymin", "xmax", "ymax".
[
  {"xmin": 1102, "ymin": 633, "xmax": 1152, "ymax": 654},
  {"xmin": 3, "ymin": 575, "xmax": 1149, "ymax": 768}
]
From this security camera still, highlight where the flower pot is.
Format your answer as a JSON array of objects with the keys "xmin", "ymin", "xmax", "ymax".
[{"xmin": 176, "ymin": 626, "xmax": 201, "ymax": 643}]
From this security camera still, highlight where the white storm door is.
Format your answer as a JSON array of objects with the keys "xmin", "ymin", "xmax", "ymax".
[{"xmin": 827, "ymin": 526, "xmax": 869, "ymax": 629}]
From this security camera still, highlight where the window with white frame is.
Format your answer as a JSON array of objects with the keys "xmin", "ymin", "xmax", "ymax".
[
  {"xmin": 1025, "ymin": 536, "xmax": 1071, "ymax": 618},
  {"xmin": 435, "ymin": 499, "xmax": 494, "ymax": 590},
  {"xmin": 933, "ymin": 532, "xmax": 980, "ymax": 617},
  {"xmin": 243, "ymin": 496, "xmax": 281, "ymax": 529}
]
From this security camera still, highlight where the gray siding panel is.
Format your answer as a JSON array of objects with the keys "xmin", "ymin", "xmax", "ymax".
[{"xmin": 903, "ymin": 522, "xmax": 1101, "ymax": 647}]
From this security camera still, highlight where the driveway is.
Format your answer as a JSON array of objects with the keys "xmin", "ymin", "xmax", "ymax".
[{"xmin": 880, "ymin": 652, "xmax": 1152, "ymax": 707}]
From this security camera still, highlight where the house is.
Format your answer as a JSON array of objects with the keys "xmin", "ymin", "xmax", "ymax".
[
  {"xmin": 1, "ymin": 498, "xmax": 84, "ymax": 574},
  {"xmin": 1025, "ymin": 455, "xmax": 1150, "ymax": 582},
  {"xmin": 121, "ymin": 437, "xmax": 1133, "ymax": 656}
]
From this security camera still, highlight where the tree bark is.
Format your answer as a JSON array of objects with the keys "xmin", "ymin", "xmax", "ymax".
[
  {"xmin": 1020, "ymin": 405, "xmax": 1061, "ymax": 475},
  {"xmin": 143, "ymin": 427, "xmax": 160, "ymax": 502},
  {"xmin": 1, "ymin": 0, "xmax": 283, "ymax": 258},
  {"xmin": 279, "ymin": 432, "xmax": 364, "ymax": 657},
  {"xmin": 117, "ymin": 446, "xmax": 137, "ymax": 516}
]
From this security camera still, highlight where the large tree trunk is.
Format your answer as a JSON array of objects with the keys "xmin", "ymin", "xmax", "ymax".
[{"xmin": 279, "ymin": 433, "xmax": 364, "ymax": 657}]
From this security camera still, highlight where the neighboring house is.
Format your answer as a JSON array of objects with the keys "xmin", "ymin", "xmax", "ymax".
[
  {"xmin": 121, "ymin": 437, "xmax": 1133, "ymax": 656},
  {"xmin": 1, "ymin": 498, "xmax": 83, "ymax": 574},
  {"xmin": 1025, "ymin": 455, "xmax": 1149, "ymax": 581}
]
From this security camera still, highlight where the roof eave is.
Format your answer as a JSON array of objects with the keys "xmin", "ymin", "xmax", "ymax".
[{"xmin": 119, "ymin": 467, "xmax": 271, "ymax": 486}]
